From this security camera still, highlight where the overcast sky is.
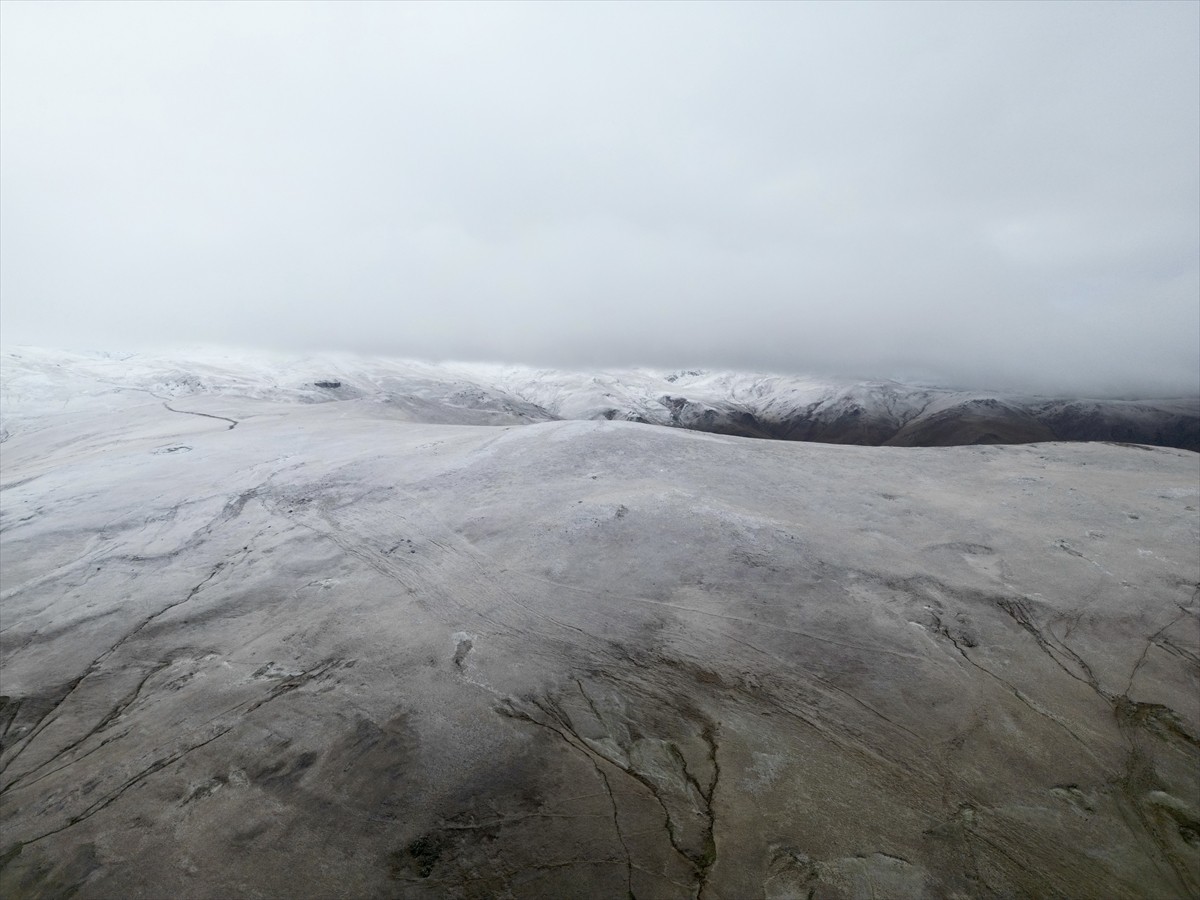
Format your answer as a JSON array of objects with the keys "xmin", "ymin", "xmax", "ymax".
[{"xmin": 1, "ymin": 1, "xmax": 1197, "ymax": 394}]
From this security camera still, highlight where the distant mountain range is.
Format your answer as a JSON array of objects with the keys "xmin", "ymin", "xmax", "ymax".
[
  {"xmin": 477, "ymin": 365, "xmax": 1200, "ymax": 451},
  {"xmin": 3, "ymin": 347, "xmax": 1197, "ymax": 451}
]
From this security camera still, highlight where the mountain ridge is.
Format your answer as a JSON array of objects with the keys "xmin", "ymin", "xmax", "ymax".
[{"xmin": 4, "ymin": 346, "xmax": 1197, "ymax": 451}]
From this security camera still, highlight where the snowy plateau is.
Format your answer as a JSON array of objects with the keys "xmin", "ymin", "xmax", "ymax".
[{"xmin": 0, "ymin": 347, "xmax": 1198, "ymax": 899}]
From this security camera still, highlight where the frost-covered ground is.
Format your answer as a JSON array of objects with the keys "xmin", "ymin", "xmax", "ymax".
[
  {"xmin": 1, "ymin": 348, "xmax": 1198, "ymax": 898},
  {"xmin": 3, "ymin": 346, "xmax": 1196, "ymax": 450}
]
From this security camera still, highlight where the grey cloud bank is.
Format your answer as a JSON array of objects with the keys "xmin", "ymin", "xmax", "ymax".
[{"xmin": 1, "ymin": 1, "xmax": 1197, "ymax": 396}]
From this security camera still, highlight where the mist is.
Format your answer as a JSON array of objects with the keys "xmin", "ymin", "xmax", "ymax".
[{"xmin": 1, "ymin": 1, "xmax": 1197, "ymax": 396}]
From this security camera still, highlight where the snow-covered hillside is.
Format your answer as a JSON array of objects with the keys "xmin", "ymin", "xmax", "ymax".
[
  {"xmin": 3, "ymin": 347, "xmax": 1197, "ymax": 451},
  {"xmin": 2, "ymin": 347, "xmax": 1199, "ymax": 898}
]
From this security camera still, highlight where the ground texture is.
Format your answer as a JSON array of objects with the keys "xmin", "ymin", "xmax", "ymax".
[{"xmin": 1, "ymin": 354, "xmax": 1198, "ymax": 898}]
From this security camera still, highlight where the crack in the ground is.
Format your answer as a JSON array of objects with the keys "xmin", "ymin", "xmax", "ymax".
[
  {"xmin": 496, "ymin": 679, "xmax": 731, "ymax": 900},
  {"xmin": 594, "ymin": 761, "xmax": 635, "ymax": 899},
  {"xmin": 694, "ymin": 724, "xmax": 720, "ymax": 900},
  {"xmin": 499, "ymin": 698, "xmax": 706, "ymax": 898},
  {"xmin": 12, "ymin": 657, "xmax": 341, "ymax": 848},
  {"xmin": 928, "ymin": 610, "xmax": 1105, "ymax": 765},
  {"xmin": 1111, "ymin": 704, "xmax": 1200, "ymax": 897},
  {"xmin": 1125, "ymin": 606, "xmax": 1196, "ymax": 695},
  {"xmin": 927, "ymin": 588, "xmax": 1199, "ymax": 896},
  {"xmin": 0, "ymin": 661, "xmax": 169, "ymax": 796},
  {"xmin": 997, "ymin": 597, "xmax": 1100, "ymax": 690},
  {"xmin": 0, "ymin": 546, "xmax": 250, "ymax": 781}
]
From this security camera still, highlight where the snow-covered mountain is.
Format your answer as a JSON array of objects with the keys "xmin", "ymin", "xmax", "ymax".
[
  {"xmin": 471, "ymin": 364, "xmax": 1199, "ymax": 450},
  {"xmin": 3, "ymin": 347, "xmax": 1197, "ymax": 451},
  {"xmin": 2, "ymin": 346, "xmax": 1198, "ymax": 898}
]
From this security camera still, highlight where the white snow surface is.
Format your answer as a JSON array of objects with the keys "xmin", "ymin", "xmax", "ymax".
[
  {"xmin": 1, "ymin": 344, "xmax": 1199, "ymax": 898},
  {"xmin": 0, "ymin": 346, "xmax": 845, "ymax": 422}
]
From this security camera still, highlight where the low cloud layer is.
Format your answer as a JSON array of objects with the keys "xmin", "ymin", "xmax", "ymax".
[{"xmin": 2, "ymin": 2, "xmax": 1197, "ymax": 395}]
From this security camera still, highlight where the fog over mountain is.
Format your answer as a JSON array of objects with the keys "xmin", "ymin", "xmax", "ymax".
[
  {"xmin": 2, "ymin": 5, "xmax": 1199, "ymax": 899},
  {"xmin": 1, "ymin": 2, "xmax": 1198, "ymax": 395}
]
